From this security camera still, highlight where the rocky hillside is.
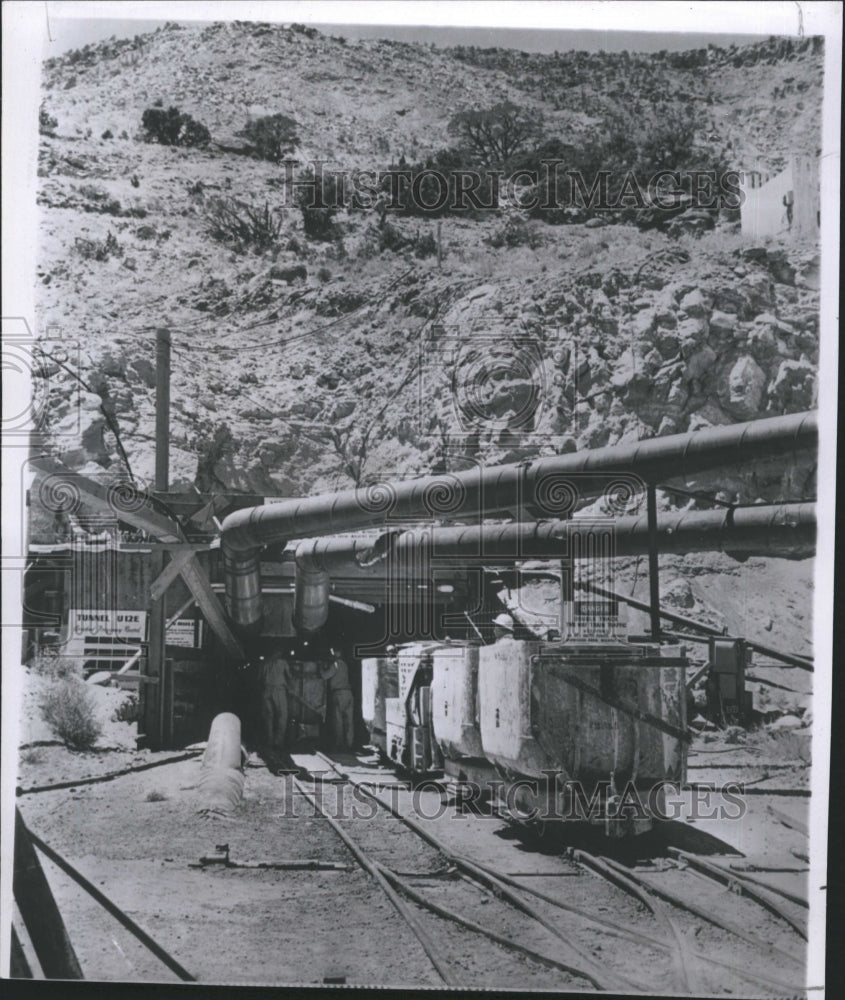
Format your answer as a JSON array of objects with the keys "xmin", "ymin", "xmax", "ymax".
[{"xmin": 33, "ymin": 22, "xmax": 820, "ymax": 509}]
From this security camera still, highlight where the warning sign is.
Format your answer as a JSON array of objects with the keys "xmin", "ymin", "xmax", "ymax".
[{"xmin": 166, "ymin": 618, "xmax": 204, "ymax": 648}]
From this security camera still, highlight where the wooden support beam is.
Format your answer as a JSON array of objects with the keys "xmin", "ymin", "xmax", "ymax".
[
  {"xmin": 150, "ymin": 548, "xmax": 197, "ymax": 602},
  {"xmin": 143, "ymin": 552, "xmax": 165, "ymax": 749},
  {"xmin": 13, "ymin": 808, "xmax": 83, "ymax": 979},
  {"xmin": 179, "ymin": 557, "xmax": 243, "ymax": 659},
  {"xmin": 31, "ymin": 459, "xmax": 244, "ymax": 659}
]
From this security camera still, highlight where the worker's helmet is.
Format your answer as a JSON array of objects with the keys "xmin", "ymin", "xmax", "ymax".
[{"xmin": 492, "ymin": 613, "xmax": 515, "ymax": 631}]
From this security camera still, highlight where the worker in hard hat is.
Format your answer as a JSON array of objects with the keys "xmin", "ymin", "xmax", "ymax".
[
  {"xmin": 257, "ymin": 648, "xmax": 290, "ymax": 753},
  {"xmin": 325, "ymin": 647, "xmax": 355, "ymax": 751},
  {"xmin": 492, "ymin": 613, "xmax": 515, "ymax": 641}
]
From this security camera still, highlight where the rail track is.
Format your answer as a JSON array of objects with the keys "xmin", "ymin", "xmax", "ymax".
[
  {"xmin": 15, "ymin": 742, "xmax": 810, "ymax": 990},
  {"xmin": 294, "ymin": 751, "xmax": 809, "ymax": 995}
]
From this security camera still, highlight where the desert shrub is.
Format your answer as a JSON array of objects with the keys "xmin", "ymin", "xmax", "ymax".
[
  {"xmin": 296, "ymin": 169, "xmax": 342, "ymax": 240},
  {"xmin": 39, "ymin": 104, "xmax": 58, "ymax": 135},
  {"xmin": 509, "ymin": 109, "xmax": 730, "ymax": 228},
  {"xmin": 39, "ymin": 678, "xmax": 102, "ymax": 749},
  {"xmin": 74, "ymin": 231, "xmax": 123, "ymax": 262},
  {"xmin": 290, "ymin": 23, "xmax": 318, "ymax": 38},
  {"xmin": 369, "ymin": 221, "xmax": 438, "ymax": 258},
  {"xmin": 379, "ymin": 220, "xmax": 408, "ymax": 252},
  {"xmin": 317, "ymin": 266, "xmax": 332, "ymax": 282},
  {"xmin": 31, "ymin": 649, "xmax": 82, "ymax": 681},
  {"xmin": 381, "ymin": 147, "xmax": 497, "ymax": 219},
  {"xmin": 414, "ymin": 231, "xmax": 438, "ymax": 258},
  {"xmin": 101, "ymin": 129, "xmax": 113, "ymax": 140},
  {"xmin": 204, "ymin": 197, "xmax": 283, "ymax": 253},
  {"xmin": 141, "ymin": 106, "xmax": 210, "ymax": 148},
  {"xmin": 240, "ymin": 113, "xmax": 299, "ymax": 162},
  {"xmin": 145, "ymin": 790, "xmax": 168, "ymax": 802},
  {"xmin": 113, "ymin": 691, "xmax": 139, "ymax": 723},
  {"xmin": 485, "ymin": 216, "xmax": 541, "ymax": 249}
]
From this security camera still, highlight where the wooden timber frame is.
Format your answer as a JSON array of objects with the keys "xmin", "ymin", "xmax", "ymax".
[{"xmin": 30, "ymin": 458, "xmax": 245, "ymax": 748}]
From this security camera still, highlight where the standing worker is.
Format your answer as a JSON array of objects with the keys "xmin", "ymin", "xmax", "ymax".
[
  {"xmin": 492, "ymin": 613, "xmax": 515, "ymax": 641},
  {"xmin": 326, "ymin": 647, "xmax": 355, "ymax": 752},
  {"xmin": 258, "ymin": 648, "xmax": 290, "ymax": 754}
]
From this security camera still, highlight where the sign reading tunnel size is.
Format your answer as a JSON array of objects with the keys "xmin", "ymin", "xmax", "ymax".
[{"xmin": 68, "ymin": 609, "xmax": 148, "ymax": 639}]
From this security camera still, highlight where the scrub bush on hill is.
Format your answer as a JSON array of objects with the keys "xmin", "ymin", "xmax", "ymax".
[
  {"xmin": 296, "ymin": 169, "xmax": 342, "ymax": 240},
  {"xmin": 39, "ymin": 104, "xmax": 58, "ymax": 136},
  {"xmin": 141, "ymin": 106, "xmax": 210, "ymax": 147},
  {"xmin": 203, "ymin": 197, "xmax": 284, "ymax": 253},
  {"xmin": 508, "ymin": 109, "xmax": 730, "ymax": 226},
  {"xmin": 39, "ymin": 678, "xmax": 102, "ymax": 749},
  {"xmin": 240, "ymin": 114, "xmax": 299, "ymax": 162},
  {"xmin": 382, "ymin": 148, "xmax": 498, "ymax": 219}
]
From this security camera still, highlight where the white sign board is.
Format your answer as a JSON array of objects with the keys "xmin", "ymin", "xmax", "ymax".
[
  {"xmin": 67, "ymin": 609, "xmax": 147, "ymax": 640},
  {"xmin": 165, "ymin": 618, "xmax": 204, "ymax": 649}
]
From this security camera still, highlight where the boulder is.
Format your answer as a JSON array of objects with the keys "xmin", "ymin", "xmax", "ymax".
[
  {"xmin": 679, "ymin": 288, "xmax": 710, "ymax": 316},
  {"xmin": 657, "ymin": 415, "xmax": 680, "ymax": 436},
  {"xmin": 676, "ymin": 315, "xmax": 709, "ymax": 342},
  {"xmin": 686, "ymin": 402, "xmax": 732, "ymax": 431},
  {"xmin": 631, "ymin": 309, "xmax": 657, "ymax": 338},
  {"xmin": 722, "ymin": 355, "xmax": 767, "ymax": 418},
  {"xmin": 655, "ymin": 329, "xmax": 680, "ymax": 357},
  {"xmin": 769, "ymin": 713, "xmax": 802, "ymax": 729},
  {"xmin": 768, "ymin": 358, "xmax": 817, "ymax": 412},
  {"xmin": 100, "ymin": 352, "xmax": 126, "ymax": 377},
  {"xmin": 662, "ymin": 577, "xmax": 695, "ymax": 608},
  {"xmin": 711, "ymin": 285, "xmax": 749, "ymax": 316},
  {"xmin": 128, "ymin": 357, "xmax": 156, "ymax": 388},
  {"xmin": 746, "ymin": 324, "xmax": 779, "ymax": 364},
  {"xmin": 739, "ymin": 272, "xmax": 776, "ymax": 316},
  {"xmin": 709, "ymin": 310, "xmax": 737, "ymax": 336},
  {"xmin": 764, "ymin": 250, "xmax": 796, "ymax": 285},
  {"xmin": 683, "ymin": 344, "xmax": 717, "ymax": 381}
]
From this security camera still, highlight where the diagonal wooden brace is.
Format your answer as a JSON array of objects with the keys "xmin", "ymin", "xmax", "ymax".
[
  {"xmin": 32, "ymin": 459, "xmax": 244, "ymax": 659},
  {"xmin": 150, "ymin": 547, "xmax": 197, "ymax": 602}
]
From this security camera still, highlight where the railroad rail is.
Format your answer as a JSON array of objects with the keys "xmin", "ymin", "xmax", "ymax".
[{"xmin": 297, "ymin": 752, "xmax": 807, "ymax": 995}]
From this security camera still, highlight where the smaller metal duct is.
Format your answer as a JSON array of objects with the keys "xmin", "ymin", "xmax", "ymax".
[
  {"xmin": 293, "ymin": 559, "xmax": 331, "ymax": 634},
  {"xmin": 222, "ymin": 549, "xmax": 263, "ymax": 633}
]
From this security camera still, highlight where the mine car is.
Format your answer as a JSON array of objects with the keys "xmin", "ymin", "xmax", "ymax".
[{"xmin": 362, "ymin": 620, "xmax": 687, "ymax": 837}]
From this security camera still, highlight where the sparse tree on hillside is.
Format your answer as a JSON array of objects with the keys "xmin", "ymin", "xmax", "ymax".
[
  {"xmin": 447, "ymin": 101, "xmax": 543, "ymax": 167},
  {"xmin": 241, "ymin": 113, "xmax": 299, "ymax": 162},
  {"xmin": 141, "ymin": 106, "xmax": 210, "ymax": 147}
]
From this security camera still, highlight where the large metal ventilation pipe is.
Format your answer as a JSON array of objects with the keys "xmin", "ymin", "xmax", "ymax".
[
  {"xmin": 292, "ymin": 501, "xmax": 816, "ymax": 578},
  {"xmin": 290, "ymin": 502, "xmax": 814, "ymax": 628},
  {"xmin": 221, "ymin": 411, "xmax": 816, "ymax": 629}
]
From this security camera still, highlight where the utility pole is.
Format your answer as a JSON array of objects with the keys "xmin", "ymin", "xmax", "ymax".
[
  {"xmin": 146, "ymin": 328, "xmax": 171, "ymax": 748},
  {"xmin": 646, "ymin": 483, "xmax": 661, "ymax": 641},
  {"xmin": 155, "ymin": 328, "xmax": 171, "ymax": 493}
]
